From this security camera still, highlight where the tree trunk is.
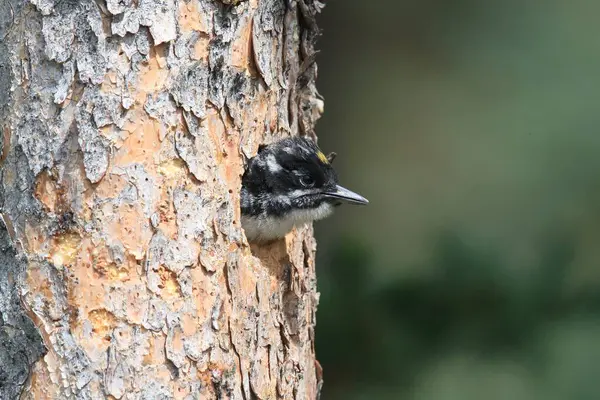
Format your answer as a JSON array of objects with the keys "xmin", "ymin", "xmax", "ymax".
[{"xmin": 0, "ymin": 0, "xmax": 324, "ymax": 398}]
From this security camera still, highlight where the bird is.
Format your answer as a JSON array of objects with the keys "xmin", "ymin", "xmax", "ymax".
[{"xmin": 240, "ymin": 136, "xmax": 368, "ymax": 242}]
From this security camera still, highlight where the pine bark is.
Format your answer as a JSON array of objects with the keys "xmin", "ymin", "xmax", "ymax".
[{"xmin": 0, "ymin": 0, "xmax": 324, "ymax": 398}]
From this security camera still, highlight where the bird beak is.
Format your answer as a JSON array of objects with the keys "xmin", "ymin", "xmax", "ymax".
[{"xmin": 324, "ymin": 185, "xmax": 369, "ymax": 205}]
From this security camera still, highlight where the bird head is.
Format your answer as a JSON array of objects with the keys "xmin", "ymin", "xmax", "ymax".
[{"xmin": 241, "ymin": 136, "xmax": 368, "ymax": 218}]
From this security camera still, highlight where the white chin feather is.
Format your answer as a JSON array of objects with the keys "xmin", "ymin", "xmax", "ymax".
[{"xmin": 242, "ymin": 203, "xmax": 334, "ymax": 242}]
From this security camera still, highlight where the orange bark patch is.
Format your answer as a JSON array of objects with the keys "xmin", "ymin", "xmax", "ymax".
[
  {"xmin": 199, "ymin": 248, "xmax": 226, "ymax": 272},
  {"xmin": 155, "ymin": 156, "xmax": 196, "ymax": 238},
  {"xmin": 190, "ymin": 267, "xmax": 218, "ymax": 322},
  {"xmin": 178, "ymin": 1, "xmax": 208, "ymax": 34},
  {"xmin": 34, "ymin": 171, "xmax": 58, "ymax": 212},
  {"xmin": 49, "ymin": 232, "xmax": 82, "ymax": 268},
  {"xmin": 24, "ymin": 221, "xmax": 47, "ymax": 254},
  {"xmin": 191, "ymin": 35, "xmax": 210, "ymax": 61},
  {"xmin": 101, "ymin": 69, "xmax": 119, "ymax": 94},
  {"xmin": 94, "ymin": 173, "xmax": 129, "ymax": 200},
  {"xmin": 156, "ymin": 198, "xmax": 178, "ymax": 240},
  {"xmin": 207, "ymin": 107, "xmax": 227, "ymax": 139},
  {"xmin": 157, "ymin": 265, "xmax": 180, "ymax": 298},
  {"xmin": 0, "ymin": 125, "xmax": 10, "ymax": 164},
  {"xmin": 173, "ymin": 382, "xmax": 192, "ymax": 400},
  {"xmin": 231, "ymin": 20, "xmax": 254, "ymax": 73},
  {"xmin": 238, "ymin": 256, "xmax": 258, "ymax": 297},
  {"xmin": 158, "ymin": 158, "xmax": 187, "ymax": 178},
  {"xmin": 106, "ymin": 263, "xmax": 130, "ymax": 281},
  {"xmin": 114, "ymin": 117, "xmax": 161, "ymax": 167},
  {"xmin": 27, "ymin": 354, "xmax": 61, "ymax": 399},
  {"xmin": 107, "ymin": 203, "xmax": 153, "ymax": 260},
  {"xmin": 123, "ymin": 288, "xmax": 146, "ymax": 325},
  {"xmin": 136, "ymin": 45, "xmax": 169, "ymax": 102},
  {"xmin": 205, "ymin": 108, "xmax": 226, "ymax": 166},
  {"xmin": 91, "ymin": 245, "xmax": 131, "ymax": 282},
  {"xmin": 181, "ymin": 313, "xmax": 197, "ymax": 336},
  {"xmin": 143, "ymin": 334, "xmax": 167, "ymax": 366},
  {"xmin": 170, "ymin": 328, "xmax": 185, "ymax": 356},
  {"xmin": 26, "ymin": 268, "xmax": 54, "ymax": 301},
  {"xmin": 223, "ymin": 136, "xmax": 243, "ymax": 200},
  {"xmin": 68, "ymin": 238, "xmax": 108, "ymax": 301},
  {"xmin": 88, "ymin": 308, "xmax": 117, "ymax": 340}
]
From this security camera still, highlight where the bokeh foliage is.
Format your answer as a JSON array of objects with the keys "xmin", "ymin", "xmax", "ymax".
[{"xmin": 314, "ymin": 1, "xmax": 600, "ymax": 398}]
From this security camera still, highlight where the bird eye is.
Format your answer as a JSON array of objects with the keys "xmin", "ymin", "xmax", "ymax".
[{"xmin": 299, "ymin": 176, "xmax": 315, "ymax": 188}]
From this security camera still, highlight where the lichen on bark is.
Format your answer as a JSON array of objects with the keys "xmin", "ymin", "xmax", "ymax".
[{"xmin": 0, "ymin": 0, "xmax": 325, "ymax": 398}]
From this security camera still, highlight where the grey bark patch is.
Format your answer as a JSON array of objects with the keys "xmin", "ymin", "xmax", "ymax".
[
  {"xmin": 81, "ymin": 136, "xmax": 109, "ymax": 184},
  {"xmin": 112, "ymin": 0, "xmax": 178, "ymax": 42},
  {"xmin": 252, "ymin": 0, "xmax": 285, "ymax": 87},
  {"xmin": 144, "ymin": 92, "xmax": 177, "ymax": 124},
  {"xmin": 52, "ymin": 130, "xmax": 89, "ymax": 215},
  {"xmin": 147, "ymin": 0, "xmax": 177, "ymax": 45},
  {"xmin": 0, "ymin": 42, "xmax": 12, "ymax": 110},
  {"xmin": 27, "ymin": 262, "xmax": 70, "ymax": 323},
  {"xmin": 143, "ymin": 297, "xmax": 168, "ymax": 331},
  {"xmin": 16, "ymin": 118, "xmax": 54, "ymax": 176},
  {"xmin": 93, "ymin": 92, "xmax": 123, "ymax": 128},
  {"xmin": 139, "ymin": 379, "xmax": 172, "ymax": 400},
  {"xmin": 47, "ymin": 328, "xmax": 94, "ymax": 397},
  {"xmin": 183, "ymin": 331, "xmax": 203, "ymax": 361},
  {"xmin": 208, "ymin": 39, "xmax": 228, "ymax": 108},
  {"xmin": 173, "ymin": 188, "xmax": 213, "ymax": 241},
  {"xmin": 0, "ymin": 146, "xmax": 44, "ymax": 239},
  {"xmin": 182, "ymin": 110, "xmax": 202, "ymax": 138},
  {"xmin": 144, "ymin": 92, "xmax": 178, "ymax": 140},
  {"xmin": 170, "ymin": 62, "xmax": 210, "ymax": 119},
  {"xmin": 135, "ymin": 28, "xmax": 151, "ymax": 55},
  {"xmin": 9, "ymin": 10, "xmax": 73, "ymax": 175},
  {"xmin": 42, "ymin": 13, "xmax": 75, "ymax": 63},
  {"xmin": 174, "ymin": 129, "xmax": 217, "ymax": 183},
  {"xmin": 74, "ymin": 5, "xmax": 107, "ymax": 84},
  {"xmin": 163, "ymin": 239, "xmax": 195, "ymax": 275},
  {"xmin": 150, "ymin": 212, "xmax": 160, "ymax": 228},
  {"xmin": 146, "ymin": 232, "xmax": 169, "ymax": 294},
  {"xmin": 53, "ymin": 60, "xmax": 75, "ymax": 104},
  {"xmin": 111, "ymin": 8, "xmax": 141, "ymax": 37},
  {"xmin": 173, "ymin": 33, "xmax": 191, "ymax": 60},
  {"xmin": 116, "ymin": 163, "xmax": 158, "ymax": 217},
  {"xmin": 30, "ymin": 0, "xmax": 55, "ymax": 15},
  {"xmin": 282, "ymin": 291, "xmax": 301, "ymax": 336},
  {"xmin": 213, "ymin": 4, "xmax": 241, "ymax": 42},
  {"xmin": 216, "ymin": 193, "xmax": 241, "ymax": 242},
  {"xmin": 118, "ymin": 33, "xmax": 138, "ymax": 59},
  {"xmin": 76, "ymin": 105, "xmax": 110, "ymax": 184},
  {"xmin": 106, "ymin": 0, "xmax": 133, "ymax": 15},
  {"xmin": 165, "ymin": 325, "xmax": 186, "ymax": 368},
  {"xmin": 105, "ymin": 344, "xmax": 130, "ymax": 398},
  {"xmin": 0, "ymin": 220, "xmax": 46, "ymax": 400},
  {"xmin": 177, "ymin": 268, "xmax": 193, "ymax": 297},
  {"xmin": 0, "ymin": 0, "xmax": 20, "ymax": 39},
  {"xmin": 227, "ymin": 253, "xmax": 256, "ymax": 399},
  {"xmin": 298, "ymin": 81, "xmax": 324, "ymax": 137},
  {"xmin": 225, "ymin": 71, "xmax": 256, "ymax": 129}
]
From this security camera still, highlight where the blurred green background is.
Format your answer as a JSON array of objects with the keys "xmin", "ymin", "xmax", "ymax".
[{"xmin": 313, "ymin": 1, "xmax": 600, "ymax": 399}]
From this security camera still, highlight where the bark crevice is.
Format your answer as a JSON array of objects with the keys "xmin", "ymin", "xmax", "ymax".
[{"xmin": 0, "ymin": 219, "xmax": 46, "ymax": 400}]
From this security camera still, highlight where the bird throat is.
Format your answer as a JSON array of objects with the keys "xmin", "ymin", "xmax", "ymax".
[{"xmin": 242, "ymin": 202, "xmax": 334, "ymax": 242}]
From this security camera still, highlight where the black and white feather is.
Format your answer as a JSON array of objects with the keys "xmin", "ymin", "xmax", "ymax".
[{"xmin": 240, "ymin": 136, "xmax": 368, "ymax": 242}]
